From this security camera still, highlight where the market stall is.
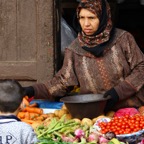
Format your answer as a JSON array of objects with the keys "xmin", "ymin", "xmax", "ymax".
[{"xmin": 18, "ymin": 96, "xmax": 144, "ymax": 144}]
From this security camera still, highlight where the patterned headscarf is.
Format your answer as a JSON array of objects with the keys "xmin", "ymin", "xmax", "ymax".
[{"xmin": 77, "ymin": 0, "xmax": 113, "ymax": 56}]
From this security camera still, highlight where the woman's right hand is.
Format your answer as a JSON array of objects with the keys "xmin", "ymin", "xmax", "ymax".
[{"xmin": 23, "ymin": 86, "xmax": 35, "ymax": 98}]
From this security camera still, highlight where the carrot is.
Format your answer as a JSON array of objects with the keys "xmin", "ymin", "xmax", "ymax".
[
  {"xmin": 39, "ymin": 114, "xmax": 49, "ymax": 119},
  {"xmin": 24, "ymin": 95, "xmax": 29, "ymax": 100},
  {"xmin": 17, "ymin": 111, "xmax": 31, "ymax": 119},
  {"xmin": 35, "ymin": 116, "xmax": 45, "ymax": 121},
  {"xmin": 29, "ymin": 112, "xmax": 40, "ymax": 120},
  {"xmin": 17, "ymin": 112, "xmax": 26, "ymax": 119},
  {"xmin": 22, "ymin": 97, "xmax": 30, "ymax": 107},
  {"xmin": 21, "ymin": 119, "xmax": 35, "ymax": 124},
  {"xmin": 22, "ymin": 107, "xmax": 43, "ymax": 114},
  {"xmin": 25, "ymin": 112, "xmax": 30, "ymax": 119}
]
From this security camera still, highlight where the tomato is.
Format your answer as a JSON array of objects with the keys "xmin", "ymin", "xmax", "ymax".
[
  {"xmin": 129, "ymin": 125, "xmax": 135, "ymax": 130},
  {"xmin": 121, "ymin": 125, "xmax": 125, "ymax": 129},
  {"xmin": 125, "ymin": 114, "xmax": 130, "ymax": 119},
  {"xmin": 129, "ymin": 119, "xmax": 135, "ymax": 124},
  {"xmin": 98, "ymin": 114, "xmax": 144, "ymax": 135},
  {"xmin": 135, "ymin": 121, "xmax": 140, "ymax": 124}
]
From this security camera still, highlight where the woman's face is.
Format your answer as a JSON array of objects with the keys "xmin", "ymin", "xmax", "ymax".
[{"xmin": 79, "ymin": 8, "xmax": 100, "ymax": 36}]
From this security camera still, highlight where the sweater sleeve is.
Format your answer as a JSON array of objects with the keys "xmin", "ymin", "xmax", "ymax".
[
  {"xmin": 114, "ymin": 32, "xmax": 144, "ymax": 100},
  {"xmin": 33, "ymin": 48, "xmax": 79, "ymax": 100}
]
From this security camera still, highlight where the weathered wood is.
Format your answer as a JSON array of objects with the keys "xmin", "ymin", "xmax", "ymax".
[{"xmin": 0, "ymin": 0, "xmax": 55, "ymax": 86}]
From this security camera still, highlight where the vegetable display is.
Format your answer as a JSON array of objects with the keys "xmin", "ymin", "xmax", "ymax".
[
  {"xmin": 19, "ymin": 97, "xmax": 144, "ymax": 143},
  {"xmin": 35, "ymin": 115, "xmax": 97, "ymax": 143},
  {"xmin": 35, "ymin": 115, "xmax": 124, "ymax": 144}
]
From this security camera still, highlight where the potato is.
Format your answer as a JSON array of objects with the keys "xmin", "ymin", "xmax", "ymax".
[
  {"xmin": 65, "ymin": 113, "xmax": 72, "ymax": 120},
  {"xmin": 138, "ymin": 106, "xmax": 144, "ymax": 115},
  {"xmin": 31, "ymin": 121, "xmax": 43, "ymax": 129},
  {"xmin": 54, "ymin": 109, "xmax": 60, "ymax": 117},
  {"xmin": 92, "ymin": 117, "xmax": 98, "ymax": 124},
  {"xmin": 61, "ymin": 104, "xmax": 67, "ymax": 110},
  {"xmin": 43, "ymin": 118, "xmax": 51, "ymax": 126},
  {"xmin": 81, "ymin": 118, "xmax": 93, "ymax": 127},
  {"xmin": 46, "ymin": 113, "xmax": 55, "ymax": 118},
  {"xmin": 73, "ymin": 118, "xmax": 81, "ymax": 123},
  {"xmin": 58, "ymin": 109, "xmax": 68, "ymax": 118}
]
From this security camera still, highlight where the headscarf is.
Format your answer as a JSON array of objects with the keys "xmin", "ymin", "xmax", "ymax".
[{"xmin": 77, "ymin": 0, "xmax": 114, "ymax": 57}]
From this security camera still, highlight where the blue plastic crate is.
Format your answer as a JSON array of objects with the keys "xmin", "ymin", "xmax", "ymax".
[{"xmin": 30, "ymin": 99, "xmax": 63, "ymax": 109}]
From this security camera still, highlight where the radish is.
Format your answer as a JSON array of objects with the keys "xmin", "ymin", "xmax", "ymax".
[
  {"xmin": 74, "ymin": 128, "xmax": 85, "ymax": 139},
  {"xmin": 99, "ymin": 135, "xmax": 109, "ymax": 143},
  {"xmin": 87, "ymin": 132, "xmax": 99, "ymax": 142},
  {"xmin": 62, "ymin": 135, "xmax": 78, "ymax": 142}
]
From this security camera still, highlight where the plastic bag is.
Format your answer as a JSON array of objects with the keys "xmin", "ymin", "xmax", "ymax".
[
  {"xmin": 30, "ymin": 99, "xmax": 63, "ymax": 109},
  {"xmin": 61, "ymin": 17, "xmax": 77, "ymax": 55},
  {"xmin": 114, "ymin": 107, "xmax": 139, "ymax": 117}
]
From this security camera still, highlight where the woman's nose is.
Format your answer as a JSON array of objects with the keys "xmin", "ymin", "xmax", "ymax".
[{"xmin": 84, "ymin": 19, "xmax": 90, "ymax": 26}]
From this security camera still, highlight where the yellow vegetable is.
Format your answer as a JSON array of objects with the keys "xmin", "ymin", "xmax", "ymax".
[
  {"xmin": 81, "ymin": 118, "xmax": 93, "ymax": 126},
  {"xmin": 73, "ymin": 118, "xmax": 81, "ymax": 123},
  {"xmin": 109, "ymin": 138, "xmax": 120, "ymax": 144}
]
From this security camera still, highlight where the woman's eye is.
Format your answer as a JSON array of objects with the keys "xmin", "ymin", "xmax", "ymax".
[
  {"xmin": 89, "ymin": 17, "xmax": 95, "ymax": 20},
  {"xmin": 79, "ymin": 16, "xmax": 84, "ymax": 20}
]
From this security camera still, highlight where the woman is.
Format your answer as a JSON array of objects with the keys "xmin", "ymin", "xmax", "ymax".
[{"xmin": 25, "ymin": 0, "xmax": 144, "ymax": 113}]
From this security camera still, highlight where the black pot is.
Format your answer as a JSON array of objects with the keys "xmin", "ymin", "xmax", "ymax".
[{"xmin": 60, "ymin": 94, "xmax": 111, "ymax": 119}]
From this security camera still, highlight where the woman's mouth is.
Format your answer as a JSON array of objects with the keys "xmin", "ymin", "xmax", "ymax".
[
  {"xmin": 83, "ymin": 29, "xmax": 93, "ymax": 35},
  {"xmin": 84, "ymin": 29, "xmax": 91, "ymax": 33}
]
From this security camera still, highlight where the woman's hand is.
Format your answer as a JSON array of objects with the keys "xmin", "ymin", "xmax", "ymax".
[
  {"xmin": 23, "ymin": 86, "xmax": 35, "ymax": 98},
  {"xmin": 104, "ymin": 88, "xmax": 119, "ymax": 113}
]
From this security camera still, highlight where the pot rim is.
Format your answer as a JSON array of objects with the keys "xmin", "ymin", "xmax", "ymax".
[{"xmin": 60, "ymin": 94, "xmax": 111, "ymax": 103}]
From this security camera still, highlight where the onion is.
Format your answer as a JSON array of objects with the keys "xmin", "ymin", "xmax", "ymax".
[
  {"xmin": 99, "ymin": 135, "xmax": 109, "ymax": 143},
  {"xmin": 87, "ymin": 132, "xmax": 99, "ymax": 142},
  {"xmin": 74, "ymin": 128, "xmax": 85, "ymax": 138},
  {"xmin": 140, "ymin": 139, "xmax": 144, "ymax": 144},
  {"xmin": 62, "ymin": 136, "xmax": 78, "ymax": 142}
]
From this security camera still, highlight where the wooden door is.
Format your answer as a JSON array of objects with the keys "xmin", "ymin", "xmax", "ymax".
[{"xmin": 0, "ymin": 0, "xmax": 56, "ymax": 86}]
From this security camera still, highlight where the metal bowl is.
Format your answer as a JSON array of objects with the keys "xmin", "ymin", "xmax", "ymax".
[
  {"xmin": 60, "ymin": 94, "xmax": 110, "ymax": 119},
  {"xmin": 116, "ymin": 129, "xmax": 144, "ymax": 143}
]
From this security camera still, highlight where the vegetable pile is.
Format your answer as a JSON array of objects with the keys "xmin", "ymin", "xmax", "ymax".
[
  {"xmin": 35, "ymin": 115, "xmax": 124, "ymax": 144},
  {"xmin": 19, "ymin": 98, "xmax": 144, "ymax": 143},
  {"xmin": 35, "ymin": 115, "xmax": 91, "ymax": 143},
  {"xmin": 18, "ymin": 96, "xmax": 49, "ymax": 125}
]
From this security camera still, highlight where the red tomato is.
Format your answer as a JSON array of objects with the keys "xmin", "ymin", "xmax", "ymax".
[{"xmin": 98, "ymin": 114, "xmax": 144, "ymax": 135}]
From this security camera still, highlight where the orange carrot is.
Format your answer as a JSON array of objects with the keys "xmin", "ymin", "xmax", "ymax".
[
  {"xmin": 22, "ymin": 107, "xmax": 43, "ymax": 114},
  {"xmin": 25, "ymin": 112, "xmax": 30, "ymax": 119},
  {"xmin": 29, "ymin": 112, "xmax": 40, "ymax": 120},
  {"xmin": 17, "ymin": 112, "xmax": 26, "ymax": 119},
  {"xmin": 40, "ymin": 114, "xmax": 49, "ymax": 119},
  {"xmin": 21, "ymin": 119, "xmax": 35, "ymax": 124},
  {"xmin": 35, "ymin": 116, "xmax": 45, "ymax": 121},
  {"xmin": 22, "ymin": 97, "xmax": 30, "ymax": 107},
  {"xmin": 24, "ymin": 95, "xmax": 29, "ymax": 100}
]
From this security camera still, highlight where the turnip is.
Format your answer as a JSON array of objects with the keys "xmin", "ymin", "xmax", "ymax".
[
  {"xmin": 99, "ymin": 135, "xmax": 109, "ymax": 144},
  {"xmin": 74, "ymin": 128, "xmax": 85, "ymax": 139},
  {"xmin": 62, "ymin": 135, "xmax": 78, "ymax": 142},
  {"xmin": 87, "ymin": 132, "xmax": 99, "ymax": 142},
  {"xmin": 139, "ymin": 139, "xmax": 144, "ymax": 144}
]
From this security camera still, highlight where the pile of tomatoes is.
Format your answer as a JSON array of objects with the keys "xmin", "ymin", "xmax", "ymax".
[{"xmin": 99, "ymin": 114, "xmax": 144, "ymax": 135}]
